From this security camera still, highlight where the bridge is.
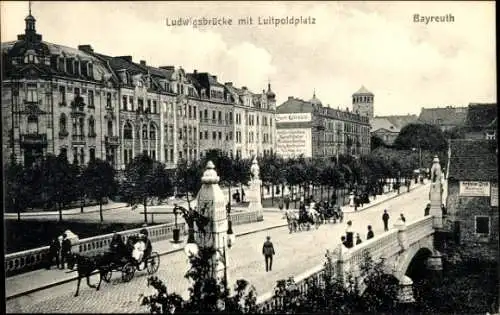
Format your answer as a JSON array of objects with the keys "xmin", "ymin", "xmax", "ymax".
[{"xmin": 257, "ymin": 214, "xmax": 442, "ymax": 310}]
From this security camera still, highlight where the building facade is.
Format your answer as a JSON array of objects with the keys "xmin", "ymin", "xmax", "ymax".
[
  {"xmin": 418, "ymin": 105, "xmax": 468, "ymax": 132},
  {"xmin": 463, "ymin": 103, "xmax": 497, "ymax": 140},
  {"xmin": 370, "ymin": 114, "xmax": 419, "ymax": 146},
  {"xmin": 352, "ymin": 85, "xmax": 374, "ymax": 120},
  {"xmin": 276, "ymin": 93, "xmax": 370, "ymax": 159},
  {"xmin": 2, "ymin": 10, "xmax": 276, "ymax": 169},
  {"xmin": 446, "ymin": 139, "xmax": 498, "ymax": 261}
]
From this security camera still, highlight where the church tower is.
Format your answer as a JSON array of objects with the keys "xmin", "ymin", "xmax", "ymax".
[{"xmin": 352, "ymin": 86, "xmax": 374, "ymax": 120}]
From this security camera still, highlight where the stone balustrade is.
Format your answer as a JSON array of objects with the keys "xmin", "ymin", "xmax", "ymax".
[
  {"xmin": 5, "ymin": 209, "xmax": 263, "ymax": 276},
  {"xmin": 256, "ymin": 216, "xmax": 435, "ymax": 310}
]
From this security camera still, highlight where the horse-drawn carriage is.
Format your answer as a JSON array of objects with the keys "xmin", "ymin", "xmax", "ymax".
[
  {"xmin": 284, "ymin": 201, "xmax": 344, "ymax": 234},
  {"xmin": 68, "ymin": 229, "xmax": 161, "ymax": 297},
  {"xmin": 101, "ymin": 233, "xmax": 161, "ymax": 283}
]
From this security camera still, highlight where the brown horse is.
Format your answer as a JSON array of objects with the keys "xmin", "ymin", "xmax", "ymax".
[{"xmin": 66, "ymin": 252, "xmax": 112, "ymax": 297}]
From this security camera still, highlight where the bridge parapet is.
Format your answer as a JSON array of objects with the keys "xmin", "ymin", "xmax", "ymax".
[{"xmin": 256, "ymin": 215, "xmax": 436, "ymax": 310}]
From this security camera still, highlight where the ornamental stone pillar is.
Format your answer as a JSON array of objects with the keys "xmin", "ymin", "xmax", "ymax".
[
  {"xmin": 393, "ymin": 217, "xmax": 408, "ymax": 250},
  {"xmin": 195, "ymin": 161, "xmax": 229, "ymax": 283},
  {"xmin": 248, "ymin": 157, "xmax": 263, "ymax": 220},
  {"xmin": 429, "ymin": 156, "xmax": 443, "ymax": 229},
  {"xmin": 426, "ymin": 251, "xmax": 443, "ymax": 283}
]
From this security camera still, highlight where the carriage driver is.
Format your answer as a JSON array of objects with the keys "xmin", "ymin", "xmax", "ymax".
[
  {"xmin": 109, "ymin": 233, "xmax": 127, "ymax": 264},
  {"xmin": 139, "ymin": 228, "xmax": 152, "ymax": 261}
]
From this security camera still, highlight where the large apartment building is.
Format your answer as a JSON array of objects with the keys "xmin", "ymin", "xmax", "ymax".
[
  {"xmin": 1, "ymin": 10, "xmax": 276, "ymax": 169},
  {"xmin": 276, "ymin": 92, "xmax": 371, "ymax": 159}
]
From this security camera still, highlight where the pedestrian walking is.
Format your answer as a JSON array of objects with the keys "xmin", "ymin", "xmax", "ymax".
[
  {"xmin": 424, "ymin": 203, "xmax": 431, "ymax": 216},
  {"xmin": 46, "ymin": 237, "xmax": 61, "ymax": 270},
  {"xmin": 382, "ymin": 210, "xmax": 390, "ymax": 231},
  {"xmin": 278, "ymin": 198, "xmax": 284, "ymax": 211},
  {"xmin": 400, "ymin": 213, "xmax": 406, "ymax": 223},
  {"xmin": 345, "ymin": 220, "xmax": 354, "ymax": 248},
  {"xmin": 262, "ymin": 236, "xmax": 275, "ymax": 272},
  {"xmin": 367, "ymin": 225, "xmax": 374, "ymax": 240},
  {"xmin": 356, "ymin": 233, "xmax": 362, "ymax": 245},
  {"xmin": 441, "ymin": 204, "xmax": 447, "ymax": 216},
  {"xmin": 61, "ymin": 233, "xmax": 72, "ymax": 269},
  {"xmin": 284, "ymin": 196, "xmax": 290, "ymax": 210},
  {"xmin": 57, "ymin": 235, "xmax": 64, "ymax": 269},
  {"xmin": 241, "ymin": 189, "xmax": 246, "ymax": 202}
]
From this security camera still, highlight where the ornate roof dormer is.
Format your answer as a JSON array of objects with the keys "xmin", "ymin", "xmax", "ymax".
[
  {"xmin": 18, "ymin": 1, "xmax": 42, "ymax": 43},
  {"xmin": 309, "ymin": 90, "xmax": 322, "ymax": 106},
  {"xmin": 266, "ymin": 81, "xmax": 276, "ymax": 99}
]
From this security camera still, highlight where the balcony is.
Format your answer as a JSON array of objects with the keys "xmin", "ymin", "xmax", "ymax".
[
  {"xmin": 88, "ymin": 132, "xmax": 97, "ymax": 138},
  {"xmin": 58, "ymin": 130, "xmax": 69, "ymax": 139},
  {"xmin": 70, "ymin": 105, "xmax": 86, "ymax": 117},
  {"xmin": 105, "ymin": 135, "xmax": 120, "ymax": 146},
  {"xmin": 20, "ymin": 133, "xmax": 48, "ymax": 147},
  {"xmin": 72, "ymin": 134, "xmax": 85, "ymax": 145}
]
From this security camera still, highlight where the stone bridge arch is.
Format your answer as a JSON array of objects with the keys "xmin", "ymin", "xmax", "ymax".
[{"xmin": 392, "ymin": 235, "xmax": 441, "ymax": 282}]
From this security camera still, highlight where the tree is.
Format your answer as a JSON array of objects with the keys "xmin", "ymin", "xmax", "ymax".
[
  {"xmin": 122, "ymin": 153, "xmax": 174, "ymax": 224},
  {"xmin": 175, "ymin": 159, "xmax": 203, "ymax": 209},
  {"xmin": 371, "ymin": 134, "xmax": 386, "ymax": 150},
  {"xmin": 393, "ymin": 123, "xmax": 448, "ymax": 152},
  {"xmin": 39, "ymin": 154, "xmax": 79, "ymax": 221},
  {"xmin": 82, "ymin": 159, "xmax": 117, "ymax": 222},
  {"xmin": 141, "ymin": 246, "xmax": 258, "ymax": 314},
  {"xmin": 5, "ymin": 155, "xmax": 32, "ymax": 221}
]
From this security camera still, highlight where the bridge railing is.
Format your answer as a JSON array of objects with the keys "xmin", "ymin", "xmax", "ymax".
[
  {"xmin": 256, "ymin": 215, "xmax": 435, "ymax": 311},
  {"xmin": 5, "ymin": 210, "xmax": 262, "ymax": 276}
]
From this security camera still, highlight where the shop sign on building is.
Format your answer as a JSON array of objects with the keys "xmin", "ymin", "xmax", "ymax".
[
  {"xmin": 459, "ymin": 181, "xmax": 491, "ymax": 197},
  {"xmin": 276, "ymin": 113, "xmax": 312, "ymax": 123},
  {"xmin": 276, "ymin": 128, "xmax": 312, "ymax": 158},
  {"xmin": 490, "ymin": 182, "xmax": 498, "ymax": 207}
]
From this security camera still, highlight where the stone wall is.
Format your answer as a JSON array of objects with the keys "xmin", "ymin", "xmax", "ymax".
[{"xmin": 446, "ymin": 180, "xmax": 499, "ymax": 261}]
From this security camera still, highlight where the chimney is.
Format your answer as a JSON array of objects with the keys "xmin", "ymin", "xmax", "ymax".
[
  {"xmin": 212, "ymin": 75, "xmax": 217, "ymax": 81},
  {"xmin": 140, "ymin": 60, "xmax": 146, "ymax": 66},
  {"xmin": 193, "ymin": 69, "xmax": 198, "ymax": 74},
  {"xmin": 225, "ymin": 82, "xmax": 233, "ymax": 87},
  {"xmin": 288, "ymin": 96, "xmax": 293, "ymax": 100},
  {"xmin": 78, "ymin": 45, "xmax": 94, "ymax": 53},
  {"xmin": 160, "ymin": 66, "xmax": 175, "ymax": 71},
  {"xmin": 117, "ymin": 56, "xmax": 132, "ymax": 62},
  {"xmin": 242, "ymin": 86, "xmax": 247, "ymax": 90}
]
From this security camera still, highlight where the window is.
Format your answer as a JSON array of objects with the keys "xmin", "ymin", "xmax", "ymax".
[
  {"xmin": 27, "ymin": 115, "xmax": 38, "ymax": 134},
  {"xmin": 59, "ymin": 86, "xmax": 66, "ymax": 104},
  {"xmin": 193, "ymin": 127, "xmax": 197, "ymax": 140},
  {"xmin": 138, "ymin": 98, "xmax": 144, "ymax": 111},
  {"xmin": 212, "ymin": 111, "xmax": 216, "ymax": 120},
  {"xmin": 79, "ymin": 118, "xmax": 85, "ymax": 135},
  {"xmin": 170, "ymin": 149, "xmax": 174, "ymax": 162},
  {"xmin": 107, "ymin": 120, "xmax": 113, "ymax": 136},
  {"xmin": 66, "ymin": 59, "xmax": 74, "ymax": 74},
  {"xmin": 218, "ymin": 132, "xmax": 222, "ymax": 140},
  {"xmin": 475, "ymin": 216, "xmax": 490, "ymax": 235},
  {"xmin": 204, "ymin": 109, "xmax": 208, "ymax": 119},
  {"xmin": 212, "ymin": 131, "xmax": 216, "ymax": 140},
  {"xmin": 150, "ymin": 125, "xmax": 156, "ymax": 140},
  {"xmin": 89, "ymin": 148, "xmax": 95, "ymax": 162},
  {"xmin": 153, "ymin": 100, "xmax": 157, "ymax": 113},
  {"xmin": 59, "ymin": 114, "xmax": 67, "ymax": 131},
  {"xmin": 106, "ymin": 92, "xmax": 112, "ymax": 108},
  {"xmin": 124, "ymin": 121, "xmax": 133, "ymax": 139},
  {"xmin": 179, "ymin": 128, "xmax": 183, "ymax": 140},
  {"xmin": 218, "ymin": 111, "xmax": 222, "ymax": 121},
  {"xmin": 204, "ymin": 131, "xmax": 208, "ymax": 139},
  {"xmin": 142, "ymin": 124, "xmax": 148, "ymax": 139},
  {"xmin": 200, "ymin": 131, "xmax": 203, "ymax": 140},
  {"xmin": 124, "ymin": 149, "xmax": 128, "ymax": 165},
  {"xmin": 178, "ymin": 151, "xmax": 183, "ymax": 160},
  {"xmin": 88, "ymin": 90, "xmax": 94, "ymax": 107},
  {"xmin": 188, "ymin": 105, "xmax": 192, "ymax": 119},
  {"xmin": 193, "ymin": 106, "xmax": 197, "ymax": 119},
  {"xmin": 129, "ymin": 96, "xmax": 134, "ymax": 111},
  {"xmin": 88, "ymin": 117, "xmax": 95, "ymax": 135},
  {"xmin": 80, "ymin": 147, "xmax": 85, "ymax": 165},
  {"xmin": 147, "ymin": 99, "xmax": 152, "ymax": 112},
  {"xmin": 60, "ymin": 147, "xmax": 68, "ymax": 159},
  {"xmin": 122, "ymin": 96, "xmax": 128, "ymax": 111}
]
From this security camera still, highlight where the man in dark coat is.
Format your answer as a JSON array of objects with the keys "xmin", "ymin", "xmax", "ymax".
[
  {"xmin": 262, "ymin": 236, "xmax": 275, "ymax": 272},
  {"xmin": 345, "ymin": 220, "xmax": 354, "ymax": 248},
  {"xmin": 61, "ymin": 233, "xmax": 72, "ymax": 269},
  {"xmin": 382, "ymin": 210, "xmax": 390, "ymax": 231},
  {"xmin": 424, "ymin": 203, "xmax": 431, "ymax": 216},
  {"xmin": 46, "ymin": 237, "xmax": 61, "ymax": 270},
  {"xmin": 284, "ymin": 196, "xmax": 290, "ymax": 210},
  {"xmin": 367, "ymin": 225, "xmax": 374, "ymax": 240}
]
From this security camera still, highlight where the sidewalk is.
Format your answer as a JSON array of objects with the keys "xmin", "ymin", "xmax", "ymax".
[
  {"xmin": 263, "ymin": 182, "xmax": 428, "ymax": 214},
  {"xmin": 5, "ymin": 212, "xmax": 288, "ymax": 300}
]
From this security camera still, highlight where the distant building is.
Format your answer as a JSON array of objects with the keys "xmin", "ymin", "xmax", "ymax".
[
  {"xmin": 446, "ymin": 139, "xmax": 498, "ymax": 261},
  {"xmin": 464, "ymin": 103, "xmax": 497, "ymax": 140},
  {"xmin": 370, "ymin": 115, "xmax": 419, "ymax": 145},
  {"xmin": 418, "ymin": 105, "xmax": 468, "ymax": 132},
  {"xmin": 352, "ymin": 86, "xmax": 374, "ymax": 121},
  {"xmin": 276, "ymin": 92, "xmax": 370, "ymax": 159}
]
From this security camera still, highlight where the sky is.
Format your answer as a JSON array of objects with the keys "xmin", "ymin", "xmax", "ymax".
[{"xmin": 1, "ymin": 1, "xmax": 496, "ymax": 116}]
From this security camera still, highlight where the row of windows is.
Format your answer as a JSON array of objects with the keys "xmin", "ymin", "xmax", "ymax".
[
  {"xmin": 121, "ymin": 96, "xmax": 158, "ymax": 113},
  {"xmin": 123, "ymin": 122, "xmax": 157, "ymax": 140},
  {"xmin": 353, "ymin": 96, "xmax": 373, "ymax": 103}
]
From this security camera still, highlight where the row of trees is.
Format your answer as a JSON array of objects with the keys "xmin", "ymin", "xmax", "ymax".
[{"xmin": 6, "ymin": 125, "xmax": 447, "ymax": 223}]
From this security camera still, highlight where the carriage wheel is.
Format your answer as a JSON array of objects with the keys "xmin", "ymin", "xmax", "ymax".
[
  {"xmin": 122, "ymin": 262, "xmax": 135, "ymax": 282},
  {"xmin": 146, "ymin": 252, "xmax": 160, "ymax": 274},
  {"xmin": 103, "ymin": 268, "xmax": 112, "ymax": 283}
]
